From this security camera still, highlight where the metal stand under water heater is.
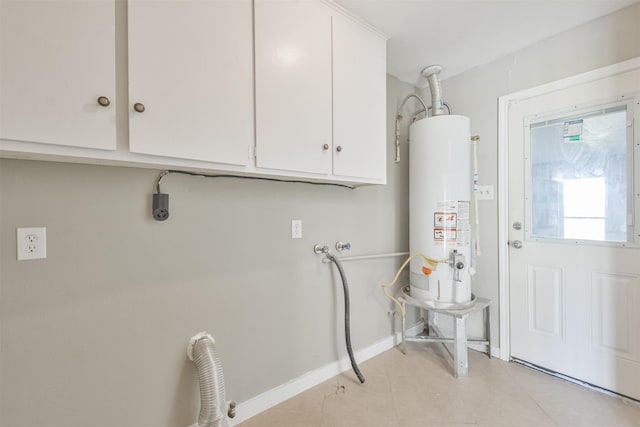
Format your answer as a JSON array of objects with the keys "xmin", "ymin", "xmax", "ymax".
[{"xmin": 408, "ymin": 65, "xmax": 474, "ymax": 309}]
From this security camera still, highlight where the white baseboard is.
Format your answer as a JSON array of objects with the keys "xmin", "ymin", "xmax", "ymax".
[
  {"xmin": 231, "ymin": 324, "xmax": 423, "ymax": 425},
  {"xmin": 468, "ymin": 343, "xmax": 502, "ymax": 358}
]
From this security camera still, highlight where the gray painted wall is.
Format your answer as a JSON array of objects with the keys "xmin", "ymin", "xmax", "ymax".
[
  {"xmin": 0, "ymin": 76, "xmax": 415, "ymax": 426},
  {"xmin": 429, "ymin": 2, "xmax": 640, "ymax": 342}
]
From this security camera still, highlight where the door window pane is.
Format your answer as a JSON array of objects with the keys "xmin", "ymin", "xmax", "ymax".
[
  {"xmin": 529, "ymin": 106, "xmax": 628, "ymax": 242},
  {"xmin": 563, "ymin": 177, "xmax": 605, "ymax": 240}
]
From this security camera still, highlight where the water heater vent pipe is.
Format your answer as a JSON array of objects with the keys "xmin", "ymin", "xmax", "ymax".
[{"xmin": 421, "ymin": 65, "xmax": 446, "ymax": 116}]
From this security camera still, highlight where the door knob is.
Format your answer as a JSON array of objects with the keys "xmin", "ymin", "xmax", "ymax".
[
  {"xmin": 510, "ymin": 240, "xmax": 523, "ymax": 249},
  {"xmin": 133, "ymin": 103, "xmax": 145, "ymax": 113}
]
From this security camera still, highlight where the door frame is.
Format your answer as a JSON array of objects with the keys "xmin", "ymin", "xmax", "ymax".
[{"xmin": 497, "ymin": 57, "xmax": 640, "ymax": 361}]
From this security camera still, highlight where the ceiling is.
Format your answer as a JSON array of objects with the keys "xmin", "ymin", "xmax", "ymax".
[{"xmin": 335, "ymin": 0, "xmax": 638, "ymax": 86}]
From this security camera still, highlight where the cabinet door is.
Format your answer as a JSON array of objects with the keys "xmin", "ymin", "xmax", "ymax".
[
  {"xmin": 0, "ymin": 0, "xmax": 116, "ymax": 150},
  {"xmin": 255, "ymin": 0, "xmax": 332, "ymax": 175},
  {"xmin": 128, "ymin": 0, "xmax": 253, "ymax": 165},
  {"xmin": 332, "ymin": 14, "xmax": 387, "ymax": 182}
]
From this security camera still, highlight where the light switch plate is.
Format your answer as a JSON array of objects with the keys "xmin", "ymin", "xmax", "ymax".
[{"xmin": 291, "ymin": 219, "xmax": 302, "ymax": 239}]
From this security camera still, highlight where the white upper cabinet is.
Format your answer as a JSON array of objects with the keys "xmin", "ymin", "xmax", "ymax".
[
  {"xmin": 0, "ymin": 0, "xmax": 116, "ymax": 150},
  {"xmin": 254, "ymin": 1, "xmax": 387, "ymax": 183},
  {"xmin": 332, "ymin": 13, "xmax": 387, "ymax": 182},
  {"xmin": 128, "ymin": 0, "xmax": 253, "ymax": 165},
  {"xmin": 254, "ymin": 0, "xmax": 333, "ymax": 175},
  {"xmin": 1, "ymin": 0, "xmax": 387, "ymax": 185}
]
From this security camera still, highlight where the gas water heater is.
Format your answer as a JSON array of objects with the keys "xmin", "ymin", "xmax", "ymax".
[{"xmin": 408, "ymin": 66, "xmax": 474, "ymax": 308}]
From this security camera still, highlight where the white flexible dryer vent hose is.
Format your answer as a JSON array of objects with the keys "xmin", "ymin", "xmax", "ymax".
[{"xmin": 187, "ymin": 332, "xmax": 228, "ymax": 427}]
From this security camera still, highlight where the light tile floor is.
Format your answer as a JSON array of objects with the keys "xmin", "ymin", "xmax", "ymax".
[{"xmin": 238, "ymin": 344, "xmax": 640, "ymax": 426}]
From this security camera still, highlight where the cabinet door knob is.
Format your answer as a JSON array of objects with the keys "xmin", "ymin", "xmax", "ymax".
[
  {"xmin": 133, "ymin": 103, "xmax": 146, "ymax": 113},
  {"xmin": 322, "ymin": 144, "xmax": 329, "ymax": 150},
  {"xmin": 97, "ymin": 96, "xmax": 110, "ymax": 107},
  {"xmin": 336, "ymin": 146, "xmax": 342, "ymax": 152}
]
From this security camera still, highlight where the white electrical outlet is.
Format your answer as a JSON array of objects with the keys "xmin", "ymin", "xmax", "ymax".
[
  {"xmin": 17, "ymin": 227, "xmax": 47, "ymax": 260},
  {"xmin": 476, "ymin": 185, "xmax": 495, "ymax": 200},
  {"xmin": 291, "ymin": 219, "xmax": 302, "ymax": 239}
]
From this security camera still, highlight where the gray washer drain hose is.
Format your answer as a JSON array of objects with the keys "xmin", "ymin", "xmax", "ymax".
[{"xmin": 326, "ymin": 252, "xmax": 365, "ymax": 384}]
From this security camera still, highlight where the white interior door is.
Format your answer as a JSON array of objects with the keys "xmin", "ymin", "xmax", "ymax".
[{"xmin": 508, "ymin": 67, "xmax": 640, "ymax": 400}]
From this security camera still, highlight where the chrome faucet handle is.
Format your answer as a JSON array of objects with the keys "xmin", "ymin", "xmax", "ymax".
[
  {"xmin": 314, "ymin": 244, "xmax": 330, "ymax": 254},
  {"xmin": 335, "ymin": 241, "xmax": 351, "ymax": 251}
]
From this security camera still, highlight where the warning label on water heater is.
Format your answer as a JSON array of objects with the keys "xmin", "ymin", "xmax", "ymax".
[
  {"xmin": 434, "ymin": 212, "xmax": 457, "ymax": 228},
  {"xmin": 433, "ymin": 201, "xmax": 469, "ymax": 245},
  {"xmin": 434, "ymin": 228, "xmax": 457, "ymax": 240}
]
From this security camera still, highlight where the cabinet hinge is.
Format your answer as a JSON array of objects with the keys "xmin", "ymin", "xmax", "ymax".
[{"xmin": 249, "ymin": 145, "xmax": 256, "ymax": 160}]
